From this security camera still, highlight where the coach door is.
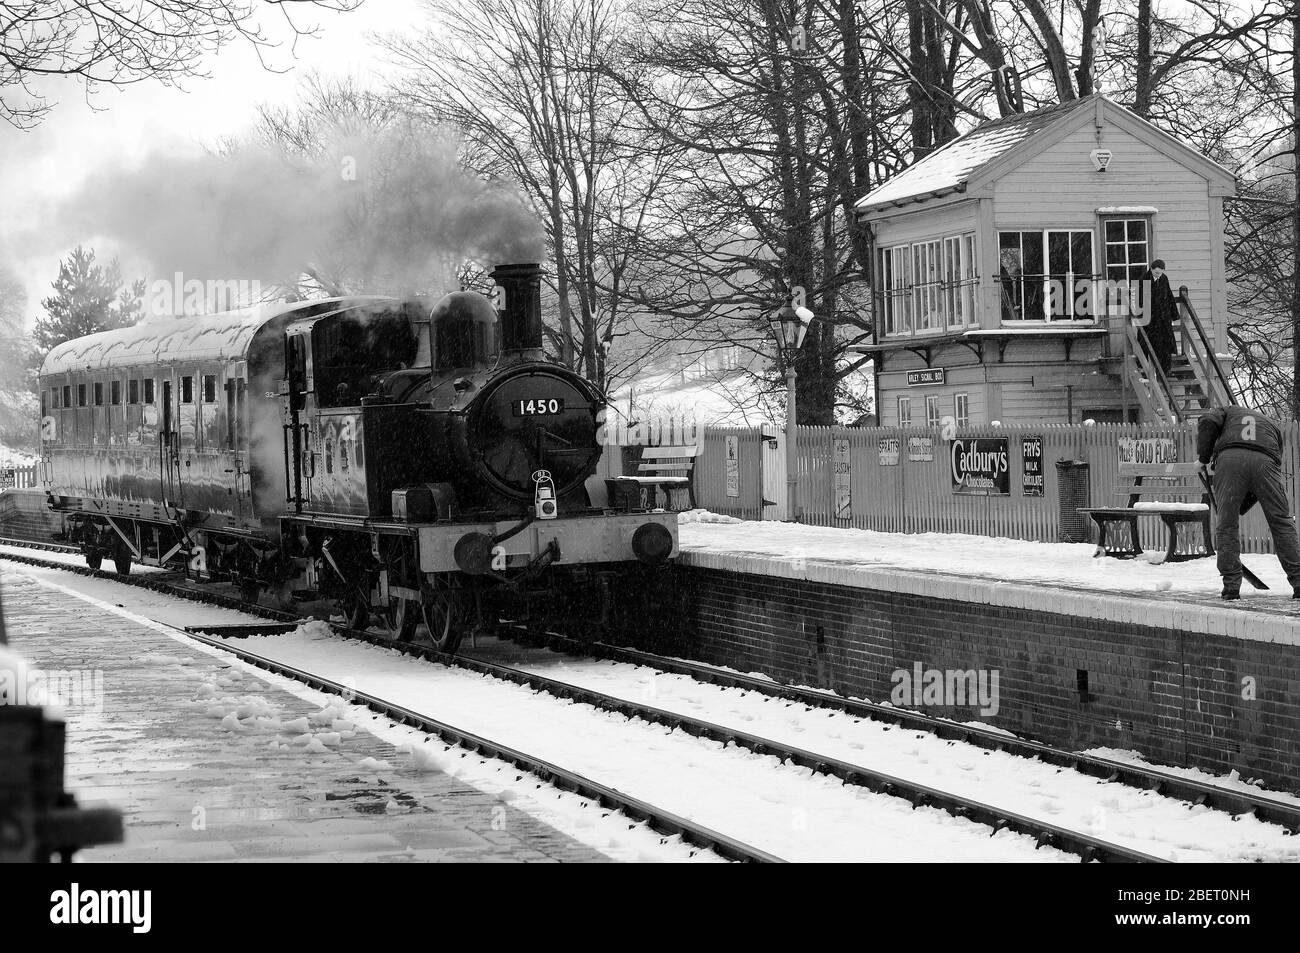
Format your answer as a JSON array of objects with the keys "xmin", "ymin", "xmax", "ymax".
[
  {"xmin": 285, "ymin": 329, "xmax": 314, "ymax": 512},
  {"xmin": 225, "ymin": 374, "xmax": 251, "ymax": 523},
  {"xmin": 159, "ymin": 378, "xmax": 184, "ymax": 508}
]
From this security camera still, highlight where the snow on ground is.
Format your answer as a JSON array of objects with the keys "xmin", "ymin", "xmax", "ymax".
[
  {"xmin": 5, "ymin": 567, "xmax": 723, "ymax": 863},
  {"xmin": 496, "ymin": 648, "xmax": 1300, "ymax": 862},
  {"xmin": 226, "ymin": 625, "xmax": 1074, "ymax": 862},
  {"xmin": 676, "ymin": 511, "xmax": 1291, "ymax": 598}
]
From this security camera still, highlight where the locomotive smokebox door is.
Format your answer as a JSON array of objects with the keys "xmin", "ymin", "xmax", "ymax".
[{"xmin": 533, "ymin": 469, "xmax": 558, "ymax": 519}]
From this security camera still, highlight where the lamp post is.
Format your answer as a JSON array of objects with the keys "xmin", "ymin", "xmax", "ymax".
[{"xmin": 769, "ymin": 301, "xmax": 814, "ymax": 521}]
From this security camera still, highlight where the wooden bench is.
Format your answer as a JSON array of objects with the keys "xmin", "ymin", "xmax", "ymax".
[
  {"xmin": 1078, "ymin": 462, "xmax": 1214, "ymax": 562},
  {"xmin": 607, "ymin": 445, "xmax": 699, "ymax": 512}
]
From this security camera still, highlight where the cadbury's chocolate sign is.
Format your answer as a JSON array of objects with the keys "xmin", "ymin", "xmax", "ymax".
[{"xmin": 950, "ymin": 437, "xmax": 1011, "ymax": 496}]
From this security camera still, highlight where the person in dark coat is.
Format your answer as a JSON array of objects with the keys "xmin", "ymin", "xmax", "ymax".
[
  {"xmin": 1197, "ymin": 405, "xmax": 1300, "ymax": 600},
  {"xmin": 1137, "ymin": 259, "xmax": 1178, "ymax": 374}
]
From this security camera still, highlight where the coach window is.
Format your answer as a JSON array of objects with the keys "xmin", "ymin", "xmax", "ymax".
[
  {"xmin": 181, "ymin": 375, "xmax": 194, "ymax": 404},
  {"xmin": 50, "ymin": 387, "xmax": 59, "ymax": 410},
  {"xmin": 111, "ymin": 380, "xmax": 122, "ymax": 405},
  {"xmin": 898, "ymin": 397, "xmax": 912, "ymax": 428},
  {"xmin": 93, "ymin": 382, "xmax": 104, "ymax": 406},
  {"xmin": 77, "ymin": 384, "xmax": 87, "ymax": 406},
  {"xmin": 63, "ymin": 385, "xmax": 71, "ymax": 407},
  {"xmin": 128, "ymin": 379, "xmax": 139, "ymax": 404},
  {"xmin": 144, "ymin": 379, "xmax": 155, "ymax": 405},
  {"xmin": 203, "ymin": 374, "xmax": 217, "ymax": 403}
]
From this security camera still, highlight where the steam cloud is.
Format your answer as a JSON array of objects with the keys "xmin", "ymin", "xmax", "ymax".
[{"xmin": 50, "ymin": 120, "xmax": 544, "ymax": 298}]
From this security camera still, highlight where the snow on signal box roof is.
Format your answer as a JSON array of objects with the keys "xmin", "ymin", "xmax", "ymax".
[{"xmin": 855, "ymin": 95, "xmax": 1100, "ymax": 213}]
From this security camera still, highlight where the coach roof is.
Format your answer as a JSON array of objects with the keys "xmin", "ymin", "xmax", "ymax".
[{"xmin": 40, "ymin": 297, "xmax": 392, "ymax": 376}]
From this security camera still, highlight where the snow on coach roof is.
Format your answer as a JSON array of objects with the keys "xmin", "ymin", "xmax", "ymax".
[{"xmin": 40, "ymin": 297, "xmax": 391, "ymax": 376}]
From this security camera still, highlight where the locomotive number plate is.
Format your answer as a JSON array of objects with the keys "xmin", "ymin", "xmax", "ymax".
[{"xmin": 513, "ymin": 398, "xmax": 565, "ymax": 416}]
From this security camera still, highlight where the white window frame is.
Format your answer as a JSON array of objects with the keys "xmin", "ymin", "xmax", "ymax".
[
  {"xmin": 954, "ymin": 392, "xmax": 970, "ymax": 427},
  {"xmin": 926, "ymin": 395, "xmax": 941, "ymax": 427},
  {"xmin": 911, "ymin": 239, "xmax": 943, "ymax": 333},
  {"xmin": 998, "ymin": 229, "xmax": 1096, "ymax": 322},
  {"xmin": 878, "ymin": 245, "xmax": 912, "ymax": 337},
  {"xmin": 897, "ymin": 396, "xmax": 912, "ymax": 428},
  {"xmin": 1102, "ymin": 216, "xmax": 1151, "ymax": 318}
]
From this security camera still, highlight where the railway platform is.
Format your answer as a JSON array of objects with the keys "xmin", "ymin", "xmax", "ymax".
[{"xmin": 0, "ymin": 567, "xmax": 608, "ymax": 863}]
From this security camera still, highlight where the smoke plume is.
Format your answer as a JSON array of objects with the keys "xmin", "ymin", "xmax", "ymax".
[{"xmin": 52, "ymin": 119, "xmax": 544, "ymax": 298}]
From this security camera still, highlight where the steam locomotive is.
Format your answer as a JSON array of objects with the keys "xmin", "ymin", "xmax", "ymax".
[{"xmin": 37, "ymin": 263, "xmax": 677, "ymax": 651}]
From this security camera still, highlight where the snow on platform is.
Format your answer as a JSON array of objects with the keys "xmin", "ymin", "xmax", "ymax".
[
  {"xmin": 0, "ymin": 568, "xmax": 619, "ymax": 863},
  {"xmin": 676, "ymin": 513, "xmax": 1300, "ymax": 646}
]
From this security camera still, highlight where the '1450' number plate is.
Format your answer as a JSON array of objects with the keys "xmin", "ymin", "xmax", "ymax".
[{"xmin": 513, "ymin": 398, "xmax": 565, "ymax": 416}]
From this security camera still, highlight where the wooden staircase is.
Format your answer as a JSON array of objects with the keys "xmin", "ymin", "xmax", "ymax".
[{"xmin": 1123, "ymin": 285, "xmax": 1234, "ymax": 424}]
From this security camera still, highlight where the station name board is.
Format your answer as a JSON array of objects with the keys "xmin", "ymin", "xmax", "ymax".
[{"xmin": 906, "ymin": 368, "xmax": 946, "ymax": 387}]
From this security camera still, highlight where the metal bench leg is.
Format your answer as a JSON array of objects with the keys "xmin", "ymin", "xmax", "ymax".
[
  {"xmin": 1163, "ymin": 519, "xmax": 1178, "ymax": 564},
  {"xmin": 1127, "ymin": 516, "xmax": 1142, "ymax": 557},
  {"xmin": 1202, "ymin": 513, "xmax": 1215, "ymax": 556},
  {"xmin": 1094, "ymin": 518, "xmax": 1108, "ymax": 556}
]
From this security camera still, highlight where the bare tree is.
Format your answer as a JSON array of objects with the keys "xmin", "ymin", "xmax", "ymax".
[
  {"xmin": 0, "ymin": 0, "xmax": 362, "ymax": 128},
  {"xmin": 383, "ymin": 0, "xmax": 678, "ymax": 391}
]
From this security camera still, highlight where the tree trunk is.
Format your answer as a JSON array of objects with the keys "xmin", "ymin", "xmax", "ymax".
[
  {"xmin": 1135, "ymin": 0, "xmax": 1153, "ymax": 117},
  {"xmin": 906, "ymin": 0, "xmax": 934, "ymax": 159},
  {"xmin": 1020, "ymin": 0, "xmax": 1075, "ymax": 102}
]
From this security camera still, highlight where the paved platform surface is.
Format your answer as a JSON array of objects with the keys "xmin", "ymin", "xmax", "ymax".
[{"xmin": 2, "ymin": 569, "xmax": 609, "ymax": 863}]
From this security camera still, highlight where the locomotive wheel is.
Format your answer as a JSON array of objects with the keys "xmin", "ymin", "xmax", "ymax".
[
  {"xmin": 420, "ymin": 591, "xmax": 464, "ymax": 654},
  {"xmin": 238, "ymin": 578, "xmax": 260, "ymax": 604},
  {"xmin": 85, "ymin": 551, "xmax": 103, "ymax": 571},
  {"xmin": 381, "ymin": 598, "xmax": 418, "ymax": 642}
]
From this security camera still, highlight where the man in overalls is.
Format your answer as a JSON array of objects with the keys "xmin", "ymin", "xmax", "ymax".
[{"xmin": 1197, "ymin": 405, "xmax": 1300, "ymax": 599}]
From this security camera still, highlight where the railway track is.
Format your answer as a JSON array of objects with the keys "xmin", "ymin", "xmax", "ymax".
[
  {"xmin": 497, "ymin": 629, "xmax": 1300, "ymax": 835},
  {"xmin": 2, "ymin": 537, "xmax": 1189, "ymax": 862}
]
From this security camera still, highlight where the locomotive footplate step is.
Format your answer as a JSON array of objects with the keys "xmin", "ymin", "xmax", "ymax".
[
  {"xmin": 2, "ymin": 570, "xmax": 610, "ymax": 862},
  {"xmin": 183, "ymin": 622, "xmax": 303, "ymax": 638}
]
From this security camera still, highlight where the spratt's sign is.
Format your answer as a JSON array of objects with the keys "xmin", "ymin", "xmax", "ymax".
[{"xmin": 950, "ymin": 437, "xmax": 1010, "ymax": 496}]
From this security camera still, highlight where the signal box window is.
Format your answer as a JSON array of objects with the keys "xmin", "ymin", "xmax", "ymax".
[
  {"xmin": 181, "ymin": 376, "xmax": 194, "ymax": 404},
  {"xmin": 203, "ymin": 375, "xmax": 217, "ymax": 403},
  {"xmin": 897, "ymin": 397, "xmax": 912, "ymax": 428},
  {"xmin": 77, "ymin": 384, "xmax": 87, "ymax": 406},
  {"xmin": 955, "ymin": 393, "xmax": 970, "ymax": 427},
  {"xmin": 111, "ymin": 380, "xmax": 122, "ymax": 405},
  {"xmin": 128, "ymin": 380, "xmax": 139, "ymax": 404},
  {"xmin": 93, "ymin": 383, "xmax": 104, "ymax": 406},
  {"xmin": 144, "ymin": 379, "xmax": 155, "ymax": 404},
  {"xmin": 926, "ymin": 395, "xmax": 941, "ymax": 427}
]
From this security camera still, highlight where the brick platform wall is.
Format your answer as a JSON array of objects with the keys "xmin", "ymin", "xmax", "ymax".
[
  {"xmin": 677, "ymin": 566, "xmax": 1300, "ymax": 791},
  {"xmin": 0, "ymin": 489, "xmax": 63, "ymax": 542}
]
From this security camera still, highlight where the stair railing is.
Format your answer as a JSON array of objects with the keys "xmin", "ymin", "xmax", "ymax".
[{"xmin": 1176, "ymin": 286, "xmax": 1235, "ymax": 408}]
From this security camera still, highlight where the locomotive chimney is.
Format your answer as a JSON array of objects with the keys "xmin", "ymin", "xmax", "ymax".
[{"xmin": 490, "ymin": 262, "xmax": 543, "ymax": 353}]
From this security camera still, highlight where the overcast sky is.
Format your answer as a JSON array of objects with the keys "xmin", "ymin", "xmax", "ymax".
[{"xmin": 0, "ymin": 0, "xmax": 421, "ymax": 329}]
